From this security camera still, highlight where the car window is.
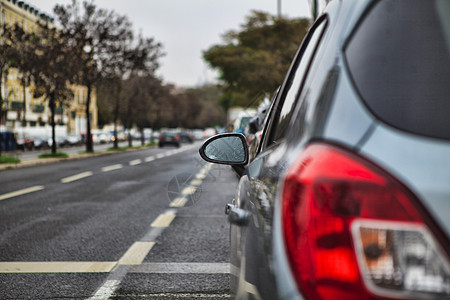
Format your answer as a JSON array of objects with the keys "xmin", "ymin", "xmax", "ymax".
[
  {"xmin": 345, "ymin": 0, "xmax": 450, "ymax": 140},
  {"xmin": 269, "ymin": 17, "xmax": 328, "ymax": 144}
]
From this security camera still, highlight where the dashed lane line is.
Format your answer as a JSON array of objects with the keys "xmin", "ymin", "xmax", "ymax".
[
  {"xmin": 151, "ymin": 213, "xmax": 176, "ymax": 227},
  {"xmin": 0, "ymin": 147, "xmax": 192, "ymax": 202},
  {"xmin": 156, "ymin": 153, "xmax": 166, "ymax": 159},
  {"xmin": 101, "ymin": 164, "xmax": 123, "ymax": 172},
  {"xmin": 118, "ymin": 242, "xmax": 156, "ymax": 265},
  {"xmin": 181, "ymin": 186, "xmax": 197, "ymax": 195},
  {"xmin": 145, "ymin": 156, "xmax": 155, "ymax": 162},
  {"xmin": 2, "ymin": 158, "xmax": 214, "ymax": 300},
  {"xmin": 0, "ymin": 185, "xmax": 44, "ymax": 201},
  {"xmin": 168, "ymin": 163, "xmax": 211, "ymax": 208},
  {"xmin": 129, "ymin": 159, "xmax": 142, "ymax": 166},
  {"xmin": 169, "ymin": 197, "xmax": 188, "ymax": 207},
  {"xmin": 61, "ymin": 171, "xmax": 93, "ymax": 183},
  {"xmin": 189, "ymin": 179, "xmax": 203, "ymax": 186}
]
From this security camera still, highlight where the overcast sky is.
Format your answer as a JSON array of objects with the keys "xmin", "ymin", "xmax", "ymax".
[{"xmin": 26, "ymin": 1, "xmax": 314, "ymax": 87}]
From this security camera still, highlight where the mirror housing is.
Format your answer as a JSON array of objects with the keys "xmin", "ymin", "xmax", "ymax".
[{"xmin": 199, "ymin": 133, "xmax": 249, "ymax": 166}]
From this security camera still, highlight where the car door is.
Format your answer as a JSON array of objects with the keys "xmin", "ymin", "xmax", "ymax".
[{"xmin": 230, "ymin": 15, "xmax": 330, "ymax": 299}]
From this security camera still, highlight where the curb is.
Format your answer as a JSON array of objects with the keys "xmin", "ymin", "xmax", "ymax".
[{"xmin": 0, "ymin": 145, "xmax": 156, "ymax": 171}]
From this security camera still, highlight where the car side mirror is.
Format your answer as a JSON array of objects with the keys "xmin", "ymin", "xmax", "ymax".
[{"xmin": 199, "ymin": 133, "xmax": 249, "ymax": 166}]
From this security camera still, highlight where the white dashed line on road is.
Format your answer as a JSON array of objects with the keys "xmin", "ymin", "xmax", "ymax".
[
  {"xmin": 0, "ymin": 185, "xmax": 45, "ymax": 201},
  {"xmin": 151, "ymin": 214, "xmax": 176, "ymax": 227},
  {"xmin": 156, "ymin": 153, "xmax": 166, "ymax": 159},
  {"xmin": 129, "ymin": 159, "xmax": 142, "ymax": 166},
  {"xmin": 61, "ymin": 171, "xmax": 93, "ymax": 183},
  {"xmin": 102, "ymin": 164, "xmax": 123, "ymax": 172},
  {"xmin": 145, "ymin": 156, "xmax": 155, "ymax": 162},
  {"xmin": 118, "ymin": 242, "xmax": 156, "ymax": 266}
]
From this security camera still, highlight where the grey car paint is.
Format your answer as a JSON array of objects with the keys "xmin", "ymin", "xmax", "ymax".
[{"xmin": 206, "ymin": 0, "xmax": 450, "ymax": 299}]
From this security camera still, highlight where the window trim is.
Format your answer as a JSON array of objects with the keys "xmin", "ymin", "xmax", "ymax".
[{"xmin": 263, "ymin": 15, "xmax": 329, "ymax": 149}]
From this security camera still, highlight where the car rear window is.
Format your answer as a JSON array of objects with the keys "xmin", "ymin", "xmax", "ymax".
[{"xmin": 345, "ymin": 0, "xmax": 450, "ymax": 140}]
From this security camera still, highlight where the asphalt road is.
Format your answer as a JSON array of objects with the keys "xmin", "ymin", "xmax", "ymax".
[{"xmin": 0, "ymin": 142, "xmax": 238, "ymax": 299}]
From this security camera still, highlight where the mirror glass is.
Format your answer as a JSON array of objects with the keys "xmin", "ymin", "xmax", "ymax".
[{"xmin": 204, "ymin": 136, "xmax": 246, "ymax": 163}]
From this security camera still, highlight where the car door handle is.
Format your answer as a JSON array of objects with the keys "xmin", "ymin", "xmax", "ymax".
[{"xmin": 225, "ymin": 203, "xmax": 250, "ymax": 226}]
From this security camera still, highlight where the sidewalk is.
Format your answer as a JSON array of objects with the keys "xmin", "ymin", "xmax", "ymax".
[{"xmin": 0, "ymin": 145, "xmax": 153, "ymax": 171}]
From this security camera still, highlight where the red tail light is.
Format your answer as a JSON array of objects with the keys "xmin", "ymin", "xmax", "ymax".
[{"xmin": 282, "ymin": 144, "xmax": 450, "ymax": 300}]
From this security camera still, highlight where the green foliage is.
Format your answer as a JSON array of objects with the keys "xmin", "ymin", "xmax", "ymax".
[
  {"xmin": 204, "ymin": 11, "xmax": 310, "ymax": 107},
  {"xmin": 0, "ymin": 155, "xmax": 21, "ymax": 164},
  {"xmin": 38, "ymin": 152, "xmax": 69, "ymax": 159}
]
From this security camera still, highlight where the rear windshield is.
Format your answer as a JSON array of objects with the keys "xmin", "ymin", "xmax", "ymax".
[
  {"xmin": 345, "ymin": 0, "xmax": 450, "ymax": 140},
  {"xmin": 162, "ymin": 132, "xmax": 177, "ymax": 137}
]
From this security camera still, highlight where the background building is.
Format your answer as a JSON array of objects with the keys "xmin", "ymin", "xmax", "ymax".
[{"xmin": 0, "ymin": 0, "xmax": 98, "ymax": 137}]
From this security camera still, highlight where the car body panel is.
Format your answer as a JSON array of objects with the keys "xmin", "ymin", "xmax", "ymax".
[
  {"xmin": 360, "ymin": 124, "xmax": 450, "ymax": 240},
  {"xmin": 202, "ymin": 0, "xmax": 450, "ymax": 299}
]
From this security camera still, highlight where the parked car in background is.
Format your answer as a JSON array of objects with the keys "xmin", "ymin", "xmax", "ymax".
[
  {"xmin": 48, "ymin": 136, "xmax": 67, "ymax": 148},
  {"xmin": 32, "ymin": 136, "xmax": 49, "ymax": 149},
  {"xmin": 192, "ymin": 129, "xmax": 204, "ymax": 141},
  {"xmin": 199, "ymin": 1, "xmax": 450, "ymax": 299},
  {"xmin": 93, "ymin": 131, "xmax": 110, "ymax": 144},
  {"xmin": 179, "ymin": 132, "xmax": 193, "ymax": 144},
  {"xmin": 15, "ymin": 132, "xmax": 34, "ymax": 151},
  {"xmin": 66, "ymin": 134, "xmax": 82, "ymax": 146},
  {"xmin": 158, "ymin": 132, "xmax": 180, "ymax": 148},
  {"xmin": 203, "ymin": 128, "xmax": 216, "ymax": 139}
]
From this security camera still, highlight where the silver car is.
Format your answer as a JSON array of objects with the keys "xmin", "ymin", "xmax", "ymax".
[{"xmin": 200, "ymin": 0, "xmax": 450, "ymax": 299}]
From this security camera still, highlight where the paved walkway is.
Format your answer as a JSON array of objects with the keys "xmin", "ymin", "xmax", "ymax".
[{"xmin": 0, "ymin": 146, "xmax": 153, "ymax": 171}]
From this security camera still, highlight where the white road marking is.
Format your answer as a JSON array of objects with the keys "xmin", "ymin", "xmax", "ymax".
[
  {"xmin": 118, "ymin": 242, "xmax": 155, "ymax": 265},
  {"xmin": 196, "ymin": 173, "xmax": 206, "ymax": 180},
  {"xmin": 151, "ymin": 214, "xmax": 176, "ymax": 227},
  {"xmin": 0, "ymin": 261, "xmax": 116, "ymax": 273},
  {"xmin": 61, "ymin": 171, "xmax": 93, "ymax": 183},
  {"xmin": 0, "ymin": 185, "xmax": 44, "ymax": 201},
  {"xmin": 101, "ymin": 164, "xmax": 123, "ymax": 172},
  {"xmin": 131, "ymin": 263, "xmax": 230, "ymax": 274},
  {"xmin": 3, "ymin": 160, "xmax": 217, "ymax": 300},
  {"xmin": 87, "ymin": 279, "xmax": 121, "ymax": 300},
  {"xmin": 145, "ymin": 156, "xmax": 155, "ymax": 162},
  {"xmin": 170, "ymin": 197, "xmax": 188, "ymax": 207},
  {"xmin": 190, "ymin": 179, "xmax": 202, "ymax": 186},
  {"xmin": 182, "ymin": 186, "xmax": 197, "ymax": 195},
  {"xmin": 129, "ymin": 159, "xmax": 142, "ymax": 166}
]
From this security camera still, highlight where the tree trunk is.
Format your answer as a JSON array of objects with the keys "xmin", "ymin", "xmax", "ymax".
[
  {"xmin": 113, "ymin": 93, "xmax": 120, "ymax": 149},
  {"xmin": 0, "ymin": 69, "xmax": 3, "ymax": 157},
  {"xmin": 127, "ymin": 129, "xmax": 132, "ymax": 148},
  {"xmin": 22, "ymin": 84, "xmax": 26, "ymax": 127},
  {"xmin": 113, "ymin": 119, "xmax": 118, "ymax": 149},
  {"xmin": 49, "ymin": 93, "xmax": 57, "ymax": 154},
  {"xmin": 85, "ymin": 83, "xmax": 93, "ymax": 152},
  {"xmin": 126, "ymin": 97, "xmax": 133, "ymax": 148},
  {"xmin": 140, "ymin": 127, "xmax": 144, "ymax": 146}
]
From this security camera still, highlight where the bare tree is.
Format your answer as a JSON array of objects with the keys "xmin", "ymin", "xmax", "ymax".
[
  {"xmin": 108, "ymin": 33, "xmax": 163, "ymax": 148},
  {"xmin": 6, "ymin": 25, "xmax": 36, "ymax": 128},
  {"xmin": 0, "ymin": 24, "xmax": 16, "ymax": 156},
  {"xmin": 54, "ymin": 0, "xmax": 134, "ymax": 152},
  {"xmin": 9, "ymin": 21, "xmax": 75, "ymax": 154}
]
